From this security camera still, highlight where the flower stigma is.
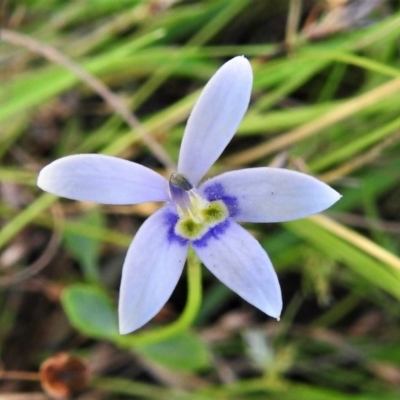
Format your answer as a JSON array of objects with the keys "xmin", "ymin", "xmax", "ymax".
[{"xmin": 169, "ymin": 173, "xmax": 229, "ymax": 240}]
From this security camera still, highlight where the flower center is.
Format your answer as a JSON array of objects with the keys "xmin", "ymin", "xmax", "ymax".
[{"xmin": 169, "ymin": 173, "xmax": 229, "ymax": 240}]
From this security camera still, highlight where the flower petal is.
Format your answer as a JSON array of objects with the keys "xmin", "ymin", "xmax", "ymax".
[
  {"xmin": 38, "ymin": 154, "xmax": 169, "ymax": 204},
  {"xmin": 119, "ymin": 206, "xmax": 189, "ymax": 334},
  {"xmin": 178, "ymin": 56, "xmax": 253, "ymax": 185},
  {"xmin": 200, "ymin": 168, "xmax": 341, "ymax": 223},
  {"xmin": 192, "ymin": 220, "xmax": 282, "ymax": 318}
]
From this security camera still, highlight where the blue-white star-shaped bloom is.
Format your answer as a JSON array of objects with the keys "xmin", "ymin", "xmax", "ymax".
[{"xmin": 38, "ymin": 57, "xmax": 341, "ymax": 334}]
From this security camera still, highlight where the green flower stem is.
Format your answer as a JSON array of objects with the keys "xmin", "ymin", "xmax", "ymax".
[{"xmin": 117, "ymin": 248, "xmax": 202, "ymax": 348}]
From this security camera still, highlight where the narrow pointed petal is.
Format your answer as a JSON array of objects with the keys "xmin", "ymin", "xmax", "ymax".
[
  {"xmin": 38, "ymin": 154, "xmax": 169, "ymax": 204},
  {"xmin": 119, "ymin": 206, "xmax": 189, "ymax": 334},
  {"xmin": 192, "ymin": 220, "xmax": 282, "ymax": 318},
  {"xmin": 200, "ymin": 168, "xmax": 341, "ymax": 223},
  {"xmin": 178, "ymin": 56, "xmax": 253, "ymax": 185}
]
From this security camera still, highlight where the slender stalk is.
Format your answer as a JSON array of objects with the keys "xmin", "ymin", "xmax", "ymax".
[{"xmin": 117, "ymin": 249, "xmax": 202, "ymax": 347}]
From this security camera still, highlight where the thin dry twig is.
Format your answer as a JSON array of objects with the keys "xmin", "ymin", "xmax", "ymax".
[
  {"xmin": 0, "ymin": 394, "xmax": 47, "ymax": 400},
  {"xmin": 0, "ymin": 205, "xmax": 63, "ymax": 287},
  {"xmin": 330, "ymin": 211, "xmax": 400, "ymax": 234},
  {"xmin": 285, "ymin": 0, "xmax": 303, "ymax": 47},
  {"xmin": 310, "ymin": 214, "xmax": 400, "ymax": 274},
  {"xmin": 0, "ymin": 29, "xmax": 175, "ymax": 171},
  {"xmin": 321, "ymin": 131, "xmax": 400, "ymax": 183},
  {"xmin": 0, "ymin": 371, "xmax": 39, "ymax": 381},
  {"xmin": 303, "ymin": 0, "xmax": 384, "ymax": 40}
]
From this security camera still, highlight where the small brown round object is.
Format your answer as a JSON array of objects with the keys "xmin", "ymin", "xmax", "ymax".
[{"xmin": 39, "ymin": 352, "xmax": 89, "ymax": 399}]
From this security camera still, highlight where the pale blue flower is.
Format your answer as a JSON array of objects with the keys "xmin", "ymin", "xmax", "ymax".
[{"xmin": 38, "ymin": 57, "xmax": 341, "ymax": 334}]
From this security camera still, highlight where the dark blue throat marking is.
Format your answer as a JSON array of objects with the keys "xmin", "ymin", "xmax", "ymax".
[
  {"xmin": 202, "ymin": 182, "xmax": 239, "ymax": 218},
  {"xmin": 165, "ymin": 182, "xmax": 238, "ymax": 248},
  {"xmin": 192, "ymin": 218, "xmax": 230, "ymax": 248},
  {"xmin": 164, "ymin": 210, "xmax": 188, "ymax": 246}
]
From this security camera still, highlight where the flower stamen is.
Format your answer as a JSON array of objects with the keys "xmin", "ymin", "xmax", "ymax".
[{"xmin": 169, "ymin": 173, "xmax": 229, "ymax": 240}]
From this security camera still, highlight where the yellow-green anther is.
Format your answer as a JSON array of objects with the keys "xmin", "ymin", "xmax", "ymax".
[
  {"xmin": 201, "ymin": 201, "xmax": 227, "ymax": 224},
  {"xmin": 175, "ymin": 200, "xmax": 228, "ymax": 240}
]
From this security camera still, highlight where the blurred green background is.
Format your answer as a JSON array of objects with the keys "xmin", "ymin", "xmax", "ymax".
[{"xmin": 1, "ymin": 0, "xmax": 400, "ymax": 399}]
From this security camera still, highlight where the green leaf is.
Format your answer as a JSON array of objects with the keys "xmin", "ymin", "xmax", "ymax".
[
  {"xmin": 61, "ymin": 283, "xmax": 119, "ymax": 340},
  {"xmin": 63, "ymin": 210, "xmax": 105, "ymax": 283},
  {"xmin": 136, "ymin": 331, "xmax": 211, "ymax": 372}
]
